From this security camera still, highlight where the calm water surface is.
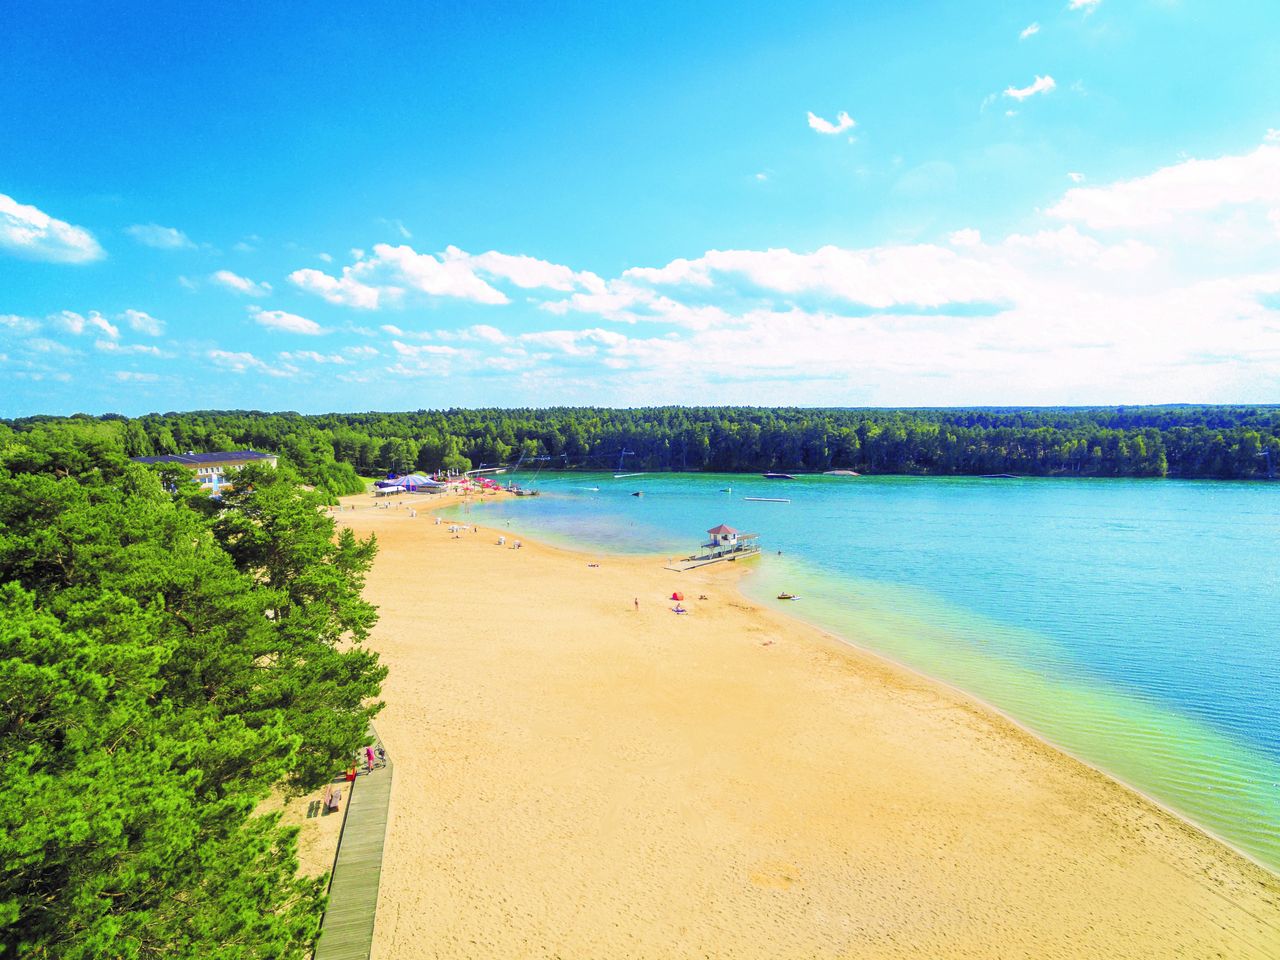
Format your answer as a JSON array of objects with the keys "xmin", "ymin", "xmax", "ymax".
[{"xmin": 443, "ymin": 472, "xmax": 1280, "ymax": 870}]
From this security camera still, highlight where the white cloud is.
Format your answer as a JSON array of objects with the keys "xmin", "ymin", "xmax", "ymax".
[
  {"xmin": 390, "ymin": 340, "xmax": 461, "ymax": 357},
  {"xmin": 318, "ymin": 252, "xmax": 334, "ymax": 262},
  {"xmin": 208, "ymin": 349, "xmax": 297, "ymax": 377},
  {"xmin": 344, "ymin": 345, "xmax": 379, "ymax": 358},
  {"xmin": 444, "ymin": 246, "xmax": 590, "ymax": 292},
  {"xmin": 126, "ymin": 223, "xmax": 194, "ymax": 249},
  {"xmin": 114, "ymin": 371, "xmax": 160, "ymax": 382},
  {"xmin": 1069, "ymin": 0, "xmax": 1101, "ymax": 12},
  {"xmin": 0, "ymin": 314, "xmax": 40, "ymax": 335},
  {"xmin": 248, "ymin": 305, "xmax": 325, "ymax": 336},
  {"xmin": 291, "ymin": 242, "xmax": 605, "ymax": 312},
  {"xmin": 121, "ymin": 308, "xmax": 164, "ymax": 335},
  {"xmin": 1004, "ymin": 75, "xmax": 1056, "ymax": 101},
  {"xmin": 279, "ymin": 350, "xmax": 348, "ymax": 364},
  {"xmin": 464, "ymin": 324, "xmax": 509, "ymax": 344},
  {"xmin": 807, "ymin": 110, "xmax": 856, "ymax": 135},
  {"xmin": 949, "ymin": 228, "xmax": 983, "ymax": 248},
  {"xmin": 212, "ymin": 269, "xmax": 272, "ymax": 296},
  {"xmin": 1020, "ymin": 23, "xmax": 1040, "ymax": 40},
  {"xmin": 0, "ymin": 193, "xmax": 104, "ymax": 263},
  {"xmin": 289, "ymin": 266, "xmax": 384, "ymax": 309},
  {"xmin": 1068, "ymin": 172, "xmax": 1085, "ymax": 183},
  {"xmin": 51, "ymin": 309, "xmax": 120, "ymax": 339},
  {"xmin": 95, "ymin": 339, "xmax": 164, "ymax": 356},
  {"xmin": 622, "ymin": 244, "xmax": 1011, "ymax": 310},
  {"xmin": 1048, "ymin": 141, "xmax": 1280, "ymax": 229},
  {"xmin": 1266, "ymin": 129, "xmax": 1280, "ymax": 144}
]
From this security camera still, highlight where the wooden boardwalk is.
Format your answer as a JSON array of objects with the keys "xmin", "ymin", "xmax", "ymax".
[{"xmin": 314, "ymin": 745, "xmax": 393, "ymax": 960}]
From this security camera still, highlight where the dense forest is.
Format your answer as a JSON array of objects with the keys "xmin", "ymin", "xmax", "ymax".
[
  {"xmin": 0, "ymin": 424, "xmax": 385, "ymax": 957},
  {"xmin": 2, "ymin": 405, "xmax": 1278, "ymax": 499}
]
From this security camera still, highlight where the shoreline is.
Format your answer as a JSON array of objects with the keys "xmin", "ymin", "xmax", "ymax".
[
  {"xmin": 749, "ymin": 582, "xmax": 1280, "ymax": 881},
  {"xmin": 332, "ymin": 496, "xmax": 1280, "ymax": 960},
  {"xmin": 444, "ymin": 488, "xmax": 1280, "ymax": 879}
]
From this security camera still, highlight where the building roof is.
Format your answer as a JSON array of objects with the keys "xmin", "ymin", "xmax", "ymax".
[
  {"xmin": 131, "ymin": 450, "xmax": 275, "ymax": 466},
  {"xmin": 707, "ymin": 523, "xmax": 738, "ymax": 535}
]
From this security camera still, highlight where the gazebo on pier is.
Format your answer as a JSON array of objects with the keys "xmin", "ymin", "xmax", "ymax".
[{"xmin": 700, "ymin": 524, "xmax": 760, "ymax": 559}]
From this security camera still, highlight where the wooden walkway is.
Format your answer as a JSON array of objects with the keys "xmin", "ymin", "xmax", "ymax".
[{"xmin": 314, "ymin": 743, "xmax": 393, "ymax": 960}]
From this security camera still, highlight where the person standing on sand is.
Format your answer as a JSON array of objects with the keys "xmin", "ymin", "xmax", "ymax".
[{"xmin": 634, "ymin": 597, "xmax": 639, "ymax": 611}]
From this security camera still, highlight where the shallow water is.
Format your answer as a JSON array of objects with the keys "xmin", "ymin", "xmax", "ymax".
[{"xmin": 443, "ymin": 472, "xmax": 1280, "ymax": 870}]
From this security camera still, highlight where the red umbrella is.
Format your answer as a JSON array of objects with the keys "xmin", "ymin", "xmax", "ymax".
[{"xmin": 671, "ymin": 592, "xmax": 684, "ymax": 601}]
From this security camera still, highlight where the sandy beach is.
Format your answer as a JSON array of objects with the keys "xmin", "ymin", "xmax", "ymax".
[{"xmin": 333, "ymin": 492, "xmax": 1280, "ymax": 959}]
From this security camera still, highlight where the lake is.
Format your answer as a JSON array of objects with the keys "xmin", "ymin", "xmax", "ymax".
[{"xmin": 443, "ymin": 472, "xmax": 1280, "ymax": 871}]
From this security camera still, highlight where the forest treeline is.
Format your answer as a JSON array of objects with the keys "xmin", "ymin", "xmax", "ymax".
[
  {"xmin": 0, "ymin": 429, "xmax": 385, "ymax": 957},
  {"xmin": 3, "ymin": 405, "xmax": 1278, "ymax": 498}
]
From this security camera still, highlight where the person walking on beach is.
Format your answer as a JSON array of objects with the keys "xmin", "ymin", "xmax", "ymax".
[{"xmin": 634, "ymin": 597, "xmax": 639, "ymax": 611}]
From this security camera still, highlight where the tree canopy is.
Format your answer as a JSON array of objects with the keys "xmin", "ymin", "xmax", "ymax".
[
  {"xmin": 0, "ymin": 423, "xmax": 384, "ymax": 958},
  {"xmin": 4, "ymin": 404, "xmax": 1278, "ymax": 481}
]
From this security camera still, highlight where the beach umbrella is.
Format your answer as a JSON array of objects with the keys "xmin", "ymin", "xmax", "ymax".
[{"xmin": 671, "ymin": 591, "xmax": 684, "ymax": 601}]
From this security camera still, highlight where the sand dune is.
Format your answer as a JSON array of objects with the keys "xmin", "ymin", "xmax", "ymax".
[{"xmin": 334, "ymin": 494, "xmax": 1280, "ymax": 959}]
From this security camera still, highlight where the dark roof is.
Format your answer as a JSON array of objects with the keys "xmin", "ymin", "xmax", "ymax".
[
  {"xmin": 707, "ymin": 523, "xmax": 739, "ymax": 534},
  {"xmin": 131, "ymin": 450, "xmax": 275, "ymax": 465}
]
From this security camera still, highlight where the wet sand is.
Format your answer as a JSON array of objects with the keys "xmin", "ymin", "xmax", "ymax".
[{"xmin": 335, "ymin": 493, "xmax": 1280, "ymax": 959}]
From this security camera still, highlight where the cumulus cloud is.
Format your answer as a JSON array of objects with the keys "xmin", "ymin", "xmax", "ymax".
[
  {"xmin": 1069, "ymin": 0, "xmax": 1101, "ymax": 12},
  {"xmin": 622, "ymin": 244, "xmax": 1012, "ymax": 310},
  {"xmin": 1020, "ymin": 23, "xmax": 1040, "ymax": 40},
  {"xmin": 390, "ymin": 340, "xmax": 461, "ymax": 357},
  {"xmin": 1068, "ymin": 172, "xmax": 1086, "ymax": 183},
  {"xmin": 1004, "ymin": 75, "xmax": 1056, "ymax": 101},
  {"xmin": 121, "ymin": 308, "xmax": 165, "ymax": 335},
  {"xmin": 807, "ymin": 110, "xmax": 856, "ymax": 135},
  {"xmin": 208, "ymin": 349, "xmax": 297, "ymax": 377},
  {"xmin": 95, "ymin": 339, "xmax": 164, "ymax": 356},
  {"xmin": 279, "ymin": 350, "xmax": 348, "ymax": 364},
  {"xmin": 289, "ymin": 266, "xmax": 384, "ymax": 308},
  {"xmin": 212, "ymin": 269, "xmax": 272, "ymax": 296},
  {"xmin": 0, "ymin": 314, "xmax": 41, "ymax": 335},
  {"xmin": 1048, "ymin": 139, "xmax": 1280, "ymax": 229},
  {"xmin": 289, "ymin": 243, "xmax": 599, "ymax": 310},
  {"xmin": 52, "ymin": 310, "xmax": 119, "ymax": 339},
  {"xmin": 125, "ymin": 223, "xmax": 194, "ymax": 249},
  {"xmin": 248, "ymin": 305, "xmax": 325, "ymax": 335},
  {"xmin": 0, "ymin": 193, "xmax": 104, "ymax": 263}
]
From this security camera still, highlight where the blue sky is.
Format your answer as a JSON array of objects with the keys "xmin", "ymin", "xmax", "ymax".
[{"xmin": 2, "ymin": 0, "xmax": 1278, "ymax": 415}]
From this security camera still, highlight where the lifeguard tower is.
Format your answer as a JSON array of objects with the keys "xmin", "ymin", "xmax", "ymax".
[{"xmin": 666, "ymin": 523, "xmax": 761, "ymax": 571}]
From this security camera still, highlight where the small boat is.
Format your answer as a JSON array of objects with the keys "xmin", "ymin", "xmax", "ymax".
[
  {"xmin": 614, "ymin": 472, "xmax": 644, "ymax": 479},
  {"xmin": 744, "ymin": 497, "xmax": 790, "ymax": 503},
  {"xmin": 777, "ymin": 593, "xmax": 799, "ymax": 601},
  {"xmin": 579, "ymin": 486, "xmax": 600, "ymax": 491},
  {"xmin": 763, "ymin": 472, "xmax": 796, "ymax": 479},
  {"xmin": 631, "ymin": 490, "xmax": 643, "ymax": 497}
]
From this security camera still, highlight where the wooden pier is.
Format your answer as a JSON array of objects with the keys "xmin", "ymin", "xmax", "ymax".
[{"xmin": 313, "ymin": 740, "xmax": 394, "ymax": 960}]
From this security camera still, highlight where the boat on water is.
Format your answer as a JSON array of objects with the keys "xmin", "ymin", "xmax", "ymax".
[
  {"xmin": 777, "ymin": 592, "xmax": 799, "ymax": 601},
  {"xmin": 614, "ymin": 472, "xmax": 644, "ymax": 479},
  {"xmin": 763, "ymin": 472, "xmax": 796, "ymax": 479},
  {"xmin": 744, "ymin": 497, "xmax": 790, "ymax": 503},
  {"xmin": 631, "ymin": 490, "xmax": 643, "ymax": 497}
]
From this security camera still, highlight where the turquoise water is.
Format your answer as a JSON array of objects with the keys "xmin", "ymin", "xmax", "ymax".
[{"xmin": 443, "ymin": 472, "xmax": 1280, "ymax": 871}]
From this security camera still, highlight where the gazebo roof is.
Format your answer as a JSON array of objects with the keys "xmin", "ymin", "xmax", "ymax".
[{"xmin": 707, "ymin": 523, "xmax": 738, "ymax": 535}]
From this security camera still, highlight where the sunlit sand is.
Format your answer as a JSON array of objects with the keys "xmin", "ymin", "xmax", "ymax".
[{"xmin": 336, "ymin": 493, "xmax": 1280, "ymax": 959}]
